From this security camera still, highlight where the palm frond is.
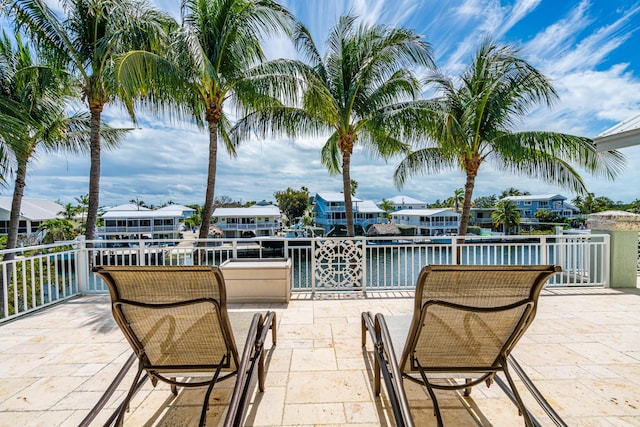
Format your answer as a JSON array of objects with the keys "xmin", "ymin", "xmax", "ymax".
[{"xmin": 393, "ymin": 147, "xmax": 457, "ymax": 188}]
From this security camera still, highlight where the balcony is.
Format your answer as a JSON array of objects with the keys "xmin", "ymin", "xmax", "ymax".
[
  {"xmin": 0, "ymin": 234, "xmax": 638, "ymax": 425},
  {"xmin": 0, "ymin": 286, "xmax": 638, "ymax": 425}
]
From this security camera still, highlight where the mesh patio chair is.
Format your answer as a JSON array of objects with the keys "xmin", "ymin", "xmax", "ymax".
[
  {"xmin": 362, "ymin": 264, "xmax": 565, "ymax": 427},
  {"xmin": 81, "ymin": 265, "xmax": 276, "ymax": 427}
]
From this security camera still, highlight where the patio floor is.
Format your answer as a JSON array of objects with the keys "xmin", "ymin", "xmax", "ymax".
[{"xmin": 1, "ymin": 286, "xmax": 639, "ymax": 426}]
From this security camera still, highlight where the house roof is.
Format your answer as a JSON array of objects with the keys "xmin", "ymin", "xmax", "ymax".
[
  {"xmin": 594, "ymin": 113, "xmax": 640, "ymax": 151},
  {"xmin": 386, "ymin": 195, "xmax": 427, "ymax": 205},
  {"xmin": 212, "ymin": 206, "xmax": 281, "ymax": 217},
  {"xmin": 0, "ymin": 197, "xmax": 63, "ymax": 221},
  {"xmin": 502, "ymin": 194, "xmax": 566, "ymax": 202},
  {"xmin": 357, "ymin": 200, "xmax": 384, "ymax": 213},
  {"xmin": 155, "ymin": 204, "xmax": 196, "ymax": 215},
  {"xmin": 315, "ymin": 192, "xmax": 362, "ymax": 203},
  {"xmin": 391, "ymin": 208, "xmax": 459, "ymax": 217},
  {"xmin": 106, "ymin": 203, "xmax": 151, "ymax": 211}
]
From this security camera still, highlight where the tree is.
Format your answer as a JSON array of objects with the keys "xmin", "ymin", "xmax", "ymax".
[
  {"xmin": 394, "ymin": 40, "xmax": 625, "ymax": 236},
  {"xmin": 130, "ymin": 198, "xmax": 147, "ymax": 209},
  {"xmin": 492, "ymin": 200, "xmax": 520, "ymax": 235},
  {"xmin": 452, "ymin": 188, "xmax": 464, "ymax": 212},
  {"xmin": 0, "ymin": 31, "xmax": 125, "ymax": 265},
  {"xmin": 39, "ymin": 219, "xmax": 75, "ymax": 243},
  {"xmin": 59, "ymin": 203, "xmax": 79, "ymax": 221},
  {"xmin": 379, "ymin": 198, "xmax": 395, "ymax": 221},
  {"xmin": 6, "ymin": 0, "xmax": 173, "ymax": 242},
  {"xmin": 232, "ymin": 16, "xmax": 434, "ymax": 236},
  {"xmin": 115, "ymin": 0, "xmax": 295, "ymax": 245},
  {"xmin": 74, "ymin": 194, "xmax": 89, "ymax": 234},
  {"xmin": 350, "ymin": 179, "xmax": 358, "ymax": 197},
  {"xmin": 274, "ymin": 187, "xmax": 310, "ymax": 225},
  {"xmin": 474, "ymin": 195, "xmax": 498, "ymax": 208},
  {"xmin": 500, "ymin": 187, "xmax": 530, "ymax": 198},
  {"xmin": 534, "ymin": 209, "xmax": 561, "ymax": 223}
]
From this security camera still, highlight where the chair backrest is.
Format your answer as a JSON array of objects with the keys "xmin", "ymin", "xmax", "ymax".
[
  {"xmin": 94, "ymin": 265, "xmax": 239, "ymax": 374},
  {"xmin": 400, "ymin": 265, "xmax": 560, "ymax": 374}
]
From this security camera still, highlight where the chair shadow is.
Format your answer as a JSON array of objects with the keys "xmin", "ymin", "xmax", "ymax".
[{"xmin": 361, "ymin": 347, "xmax": 495, "ymax": 426}]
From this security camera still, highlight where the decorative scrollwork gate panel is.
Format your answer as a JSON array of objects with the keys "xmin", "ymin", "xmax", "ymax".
[{"xmin": 312, "ymin": 239, "xmax": 365, "ymax": 290}]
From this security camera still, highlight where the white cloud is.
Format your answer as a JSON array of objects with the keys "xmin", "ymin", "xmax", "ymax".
[{"xmin": 9, "ymin": 1, "xmax": 640, "ymax": 208}]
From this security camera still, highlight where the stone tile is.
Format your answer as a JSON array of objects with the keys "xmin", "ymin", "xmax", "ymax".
[
  {"xmin": 285, "ymin": 370, "xmax": 371, "ymax": 404},
  {"xmin": 282, "ymin": 403, "xmax": 346, "ymax": 425},
  {"xmin": 289, "ymin": 347, "xmax": 337, "ymax": 371}
]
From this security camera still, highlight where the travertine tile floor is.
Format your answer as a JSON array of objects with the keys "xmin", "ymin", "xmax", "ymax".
[{"xmin": 0, "ymin": 287, "xmax": 639, "ymax": 426}]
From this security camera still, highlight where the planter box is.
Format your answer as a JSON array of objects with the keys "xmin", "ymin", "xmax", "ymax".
[{"xmin": 220, "ymin": 258, "xmax": 292, "ymax": 303}]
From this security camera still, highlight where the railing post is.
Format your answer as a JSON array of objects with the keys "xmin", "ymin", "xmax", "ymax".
[
  {"xmin": 451, "ymin": 238, "xmax": 458, "ymax": 265},
  {"xmin": 76, "ymin": 237, "xmax": 90, "ymax": 295},
  {"xmin": 540, "ymin": 236, "xmax": 548, "ymax": 265}
]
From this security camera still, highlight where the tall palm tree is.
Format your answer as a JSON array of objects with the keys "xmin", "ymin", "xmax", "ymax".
[
  {"xmin": 492, "ymin": 199, "xmax": 520, "ymax": 235},
  {"xmin": 394, "ymin": 40, "xmax": 626, "ymax": 236},
  {"xmin": 115, "ymin": 0, "xmax": 295, "ymax": 243},
  {"xmin": 0, "ymin": 31, "xmax": 127, "ymax": 255},
  {"xmin": 5, "ymin": 0, "xmax": 173, "ymax": 242},
  {"xmin": 233, "ymin": 16, "xmax": 434, "ymax": 236}
]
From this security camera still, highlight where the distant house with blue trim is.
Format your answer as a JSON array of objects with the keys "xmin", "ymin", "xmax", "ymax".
[
  {"xmin": 501, "ymin": 194, "xmax": 581, "ymax": 221},
  {"xmin": 312, "ymin": 192, "xmax": 386, "ymax": 235}
]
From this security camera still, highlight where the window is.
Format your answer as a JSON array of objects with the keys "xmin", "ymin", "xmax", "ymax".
[{"xmin": 523, "ymin": 201, "xmax": 532, "ymax": 206}]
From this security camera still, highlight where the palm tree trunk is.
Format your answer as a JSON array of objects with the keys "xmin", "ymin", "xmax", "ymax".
[
  {"xmin": 342, "ymin": 152, "xmax": 354, "ymax": 237},
  {"xmin": 85, "ymin": 106, "xmax": 102, "ymax": 243},
  {"xmin": 1, "ymin": 159, "xmax": 28, "ymax": 316},
  {"xmin": 459, "ymin": 170, "xmax": 477, "ymax": 237},
  {"xmin": 5, "ymin": 159, "xmax": 28, "ymax": 260},
  {"xmin": 199, "ymin": 119, "xmax": 218, "ymax": 243}
]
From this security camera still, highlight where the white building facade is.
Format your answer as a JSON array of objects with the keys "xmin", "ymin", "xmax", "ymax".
[
  {"xmin": 97, "ymin": 204, "xmax": 195, "ymax": 240},
  {"xmin": 212, "ymin": 205, "xmax": 281, "ymax": 238},
  {"xmin": 391, "ymin": 208, "xmax": 460, "ymax": 236}
]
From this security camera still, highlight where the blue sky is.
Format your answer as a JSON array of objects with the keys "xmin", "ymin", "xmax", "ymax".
[{"xmin": 13, "ymin": 0, "xmax": 640, "ymax": 207}]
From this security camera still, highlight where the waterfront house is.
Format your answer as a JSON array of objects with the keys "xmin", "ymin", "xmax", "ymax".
[
  {"xmin": 382, "ymin": 195, "xmax": 429, "ymax": 211},
  {"xmin": 390, "ymin": 208, "xmax": 460, "ymax": 236},
  {"xmin": 501, "ymin": 194, "xmax": 581, "ymax": 222},
  {"xmin": 212, "ymin": 204, "xmax": 281, "ymax": 238},
  {"xmin": 97, "ymin": 203, "xmax": 195, "ymax": 241},
  {"xmin": 312, "ymin": 192, "xmax": 387, "ymax": 235},
  {"xmin": 469, "ymin": 207, "xmax": 496, "ymax": 229},
  {"xmin": 0, "ymin": 197, "xmax": 63, "ymax": 238}
]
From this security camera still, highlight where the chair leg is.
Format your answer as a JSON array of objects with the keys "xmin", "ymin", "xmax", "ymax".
[
  {"xmin": 258, "ymin": 349, "xmax": 265, "ymax": 392},
  {"xmin": 464, "ymin": 378, "xmax": 472, "ymax": 396},
  {"xmin": 417, "ymin": 367, "xmax": 444, "ymax": 427},
  {"xmin": 271, "ymin": 312, "xmax": 277, "ymax": 346},
  {"xmin": 502, "ymin": 362, "xmax": 535, "ymax": 427},
  {"xmin": 116, "ymin": 363, "xmax": 145, "ymax": 427},
  {"xmin": 170, "ymin": 378, "xmax": 178, "ymax": 396}
]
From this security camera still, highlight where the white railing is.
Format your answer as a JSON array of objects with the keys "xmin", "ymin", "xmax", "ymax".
[
  {"xmin": 0, "ymin": 241, "xmax": 84, "ymax": 324},
  {"xmin": 1, "ymin": 234, "xmax": 610, "ymax": 322}
]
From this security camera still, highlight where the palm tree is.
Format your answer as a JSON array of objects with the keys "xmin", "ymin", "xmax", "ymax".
[
  {"xmin": 74, "ymin": 194, "xmax": 89, "ymax": 234},
  {"xmin": 115, "ymin": 0, "xmax": 295, "ymax": 243},
  {"xmin": 5, "ymin": 0, "xmax": 173, "ymax": 242},
  {"xmin": 452, "ymin": 188, "xmax": 464, "ymax": 212},
  {"xmin": 394, "ymin": 40, "xmax": 625, "ymax": 236},
  {"xmin": 379, "ymin": 198, "xmax": 395, "ymax": 221},
  {"xmin": 0, "ymin": 31, "xmax": 128, "ymax": 257},
  {"xmin": 492, "ymin": 199, "xmax": 520, "ymax": 235},
  {"xmin": 59, "ymin": 203, "xmax": 80, "ymax": 221},
  {"xmin": 233, "ymin": 16, "xmax": 434, "ymax": 236}
]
